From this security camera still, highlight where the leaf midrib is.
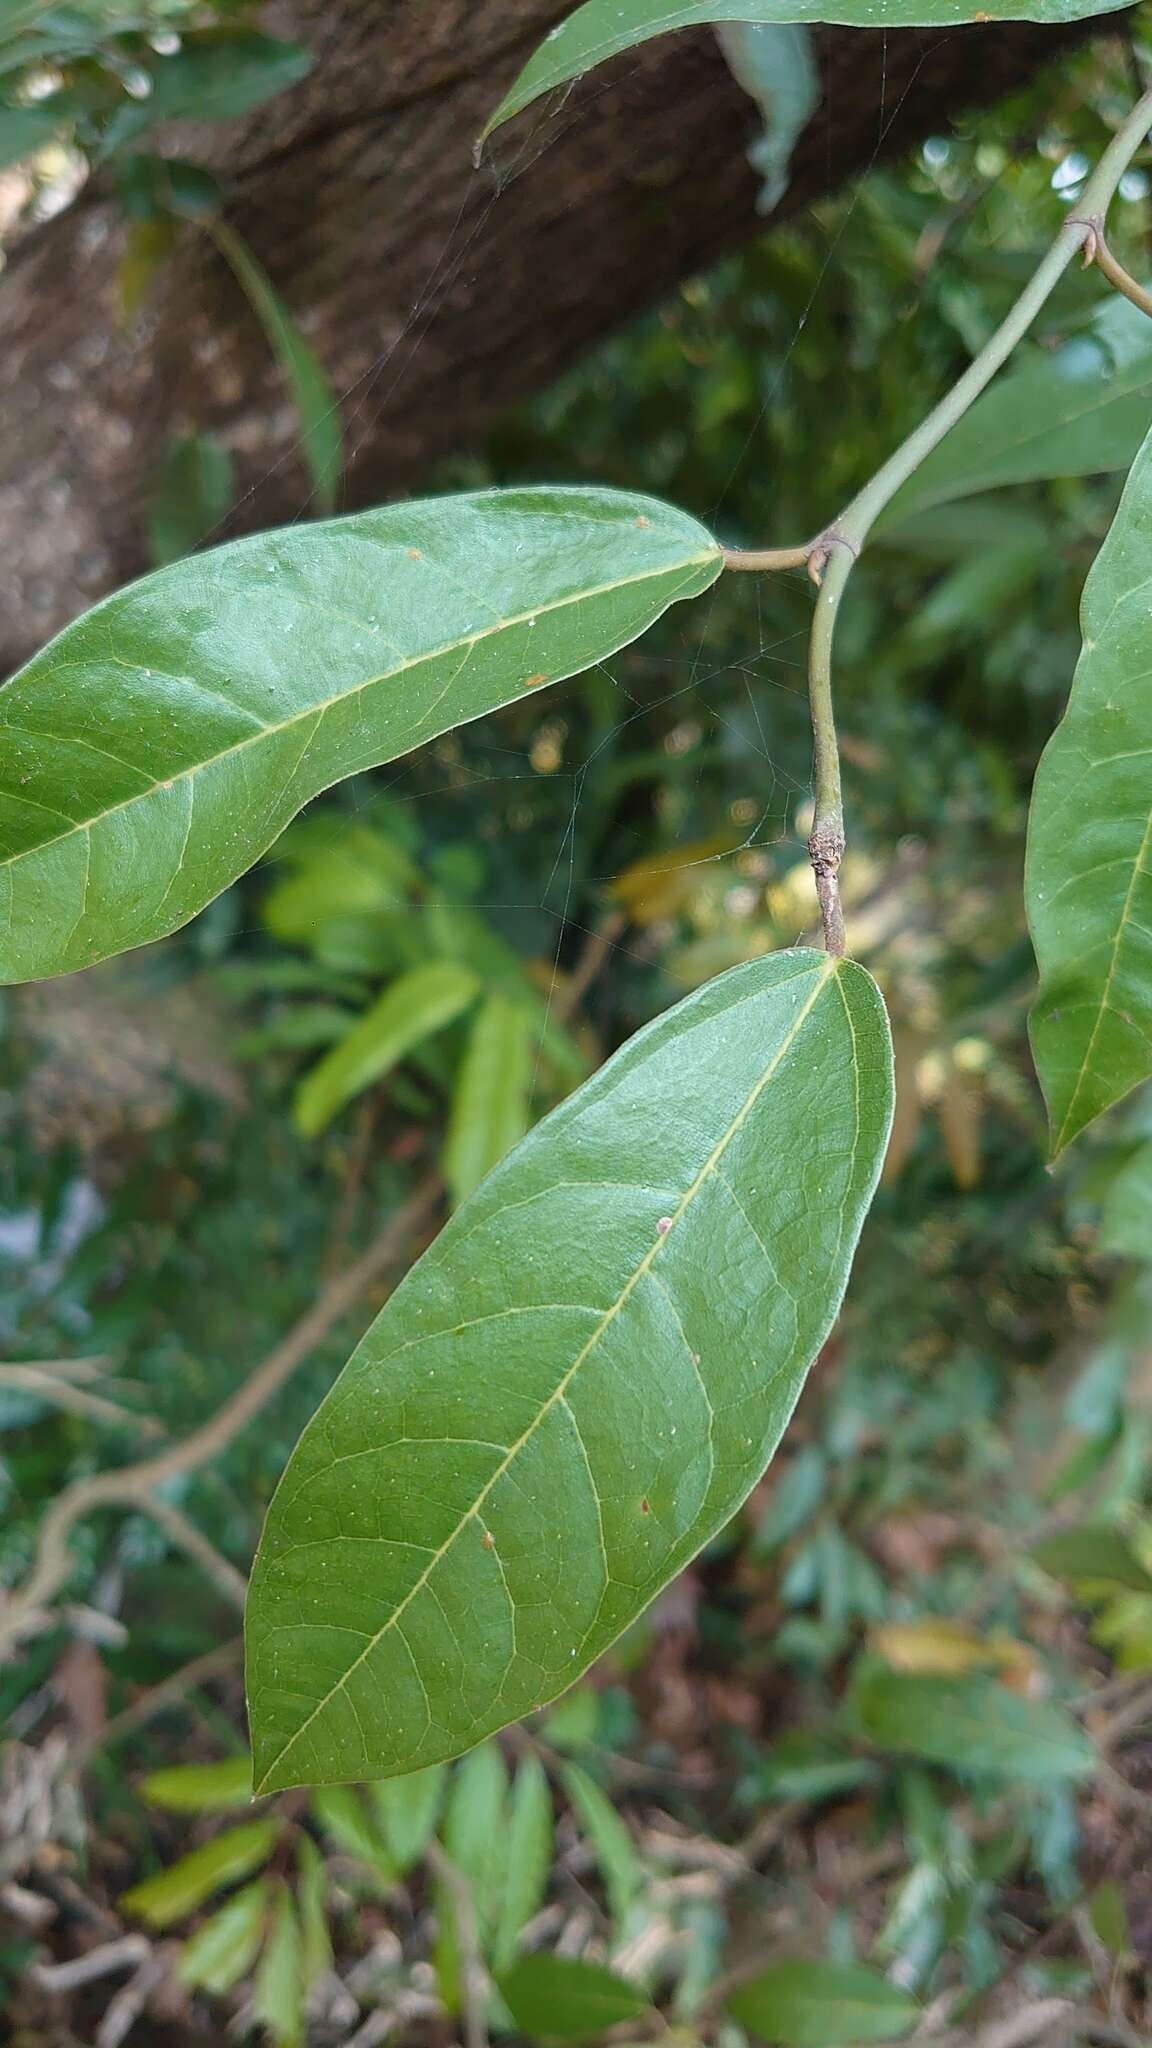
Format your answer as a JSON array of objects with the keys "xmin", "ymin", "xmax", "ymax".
[
  {"xmin": 0, "ymin": 548, "xmax": 717, "ymax": 874},
  {"xmin": 255, "ymin": 954, "xmax": 837, "ymax": 1790}
]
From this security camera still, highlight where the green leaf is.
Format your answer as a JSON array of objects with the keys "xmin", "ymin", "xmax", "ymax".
[
  {"xmin": 714, "ymin": 21, "xmax": 817, "ymax": 214},
  {"xmin": 149, "ymin": 434, "xmax": 234, "ymax": 568},
  {"xmin": 121, "ymin": 1819, "xmax": 281, "ymax": 1928},
  {"xmin": 252, "ymin": 1887, "xmax": 304, "ymax": 2048},
  {"xmin": 561, "ymin": 1762, "xmax": 641, "ymax": 1933},
  {"xmin": 496, "ymin": 1952, "xmax": 650, "ymax": 2039},
  {"xmin": 1027, "ymin": 427, "xmax": 1152, "ymax": 1154},
  {"xmin": 210, "ymin": 221, "xmax": 342, "ymax": 514},
  {"xmin": 0, "ymin": 487, "xmax": 720, "ymax": 988},
  {"xmin": 294, "ymin": 1835, "xmax": 333, "ymax": 1988},
  {"xmin": 1031, "ymin": 1523, "xmax": 1152, "ymax": 1594},
  {"xmin": 367, "ymin": 1763, "xmax": 446, "ymax": 1875},
  {"xmin": 0, "ymin": 103, "xmax": 63, "ymax": 169},
  {"xmin": 309, "ymin": 1784, "xmax": 394, "ymax": 1880},
  {"xmin": 141, "ymin": 1756, "xmax": 253, "ymax": 1811},
  {"xmin": 878, "ymin": 295, "xmax": 1152, "ymax": 532},
  {"xmin": 99, "ymin": 32, "xmax": 313, "ymax": 155},
  {"xmin": 492, "ymin": 1756, "xmax": 554, "ymax": 1972},
  {"xmin": 1099, "ymin": 1141, "xmax": 1152, "ymax": 1259},
  {"xmin": 727, "ymin": 1959, "xmax": 919, "ymax": 2045},
  {"xmin": 444, "ymin": 995, "xmax": 535, "ymax": 1207},
  {"xmin": 435, "ymin": 1743, "xmax": 509, "ymax": 2009},
  {"xmin": 177, "ymin": 1879, "xmax": 269, "ymax": 1995},
  {"xmin": 482, "ymin": 0, "xmax": 1123, "ymax": 138},
  {"xmin": 246, "ymin": 950, "xmax": 893, "ymax": 1790},
  {"xmin": 849, "ymin": 1668, "xmax": 1095, "ymax": 1782},
  {"xmin": 294, "ymin": 961, "xmax": 480, "ymax": 1136}
]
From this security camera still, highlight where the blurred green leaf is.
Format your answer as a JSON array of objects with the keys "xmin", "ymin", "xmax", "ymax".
[
  {"xmin": 100, "ymin": 32, "xmax": 313, "ymax": 155},
  {"xmin": 209, "ymin": 221, "xmax": 341, "ymax": 513},
  {"xmin": 177, "ymin": 1878, "xmax": 269, "ymax": 1995},
  {"xmin": 1031, "ymin": 1522, "xmax": 1152, "ymax": 1594},
  {"xmin": 252, "ymin": 1886, "xmax": 304, "ymax": 2048},
  {"xmin": 727, "ymin": 1959, "xmax": 919, "ymax": 2044},
  {"xmin": 367, "ymin": 1762, "xmax": 446, "ymax": 1874},
  {"xmin": 444, "ymin": 994, "xmax": 535, "ymax": 1207},
  {"xmin": 295, "ymin": 1835, "xmax": 333, "ymax": 1989},
  {"xmin": 849, "ymin": 1667, "xmax": 1095, "ymax": 1782},
  {"xmin": 1028, "ymin": 425, "xmax": 1152, "ymax": 1154},
  {"xmin": 496, "ymin": 1952, "xmax": 650, "ymax": 2039},
  {"xmin": 141, "ymin": 1755, "xmax": 253, "ymax": 1811},
  {"xmin": 561, "ymin": 1761, "xmax": 642, "ymax": 1932},
  {"xmin": 121, "ymin": 1819, "xmax": 281, "ymax": 1928},
  {"xmin": 294, "ymin": 961, "xmax": 480, "ymax": 1135},
  {"xmin": 0, "ymin": 103, "xmax": 63, "ymax": 168},
  {"xmin": 149, "ymin": 434, "xmax": 234, "ymax": 568},
  {"xmin": 1088, "ymin": 1875, "xmax": 1129, "ymax": 1957},
  {"xmin": 310, "ymin": 1784, "xmax": 395, "ymax": 1881},
  {"xmin": 880, "ymin": 295, "xmax": 1152, "ymax": 530},
  {"xmin": 492, "ymin": 1755, "xmax": 555, "ymax": 1971},
  {"xmin": 1099, "ymin": 1142, "xmax": 1152, "ymax": 1260},
  {"xmin": 436, "ymin": 1743, "xmax": 509, "ymax": 2010}
]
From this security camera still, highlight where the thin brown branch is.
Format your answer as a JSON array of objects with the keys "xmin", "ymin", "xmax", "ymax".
[
  {"xmin": 0, "ymin": 1172, "xmax": 443, "ymax": 1656},
  {"xmin": 723, "ymin": 540, "xmax": 814, "ymax": 573}
]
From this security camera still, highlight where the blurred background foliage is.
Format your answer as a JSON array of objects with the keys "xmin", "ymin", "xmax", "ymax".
[{"xmin": 3, "ymin": 13, "xmax": 1152, "ymax": 2046}]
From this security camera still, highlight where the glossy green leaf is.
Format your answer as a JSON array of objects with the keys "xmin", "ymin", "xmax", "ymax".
[
  {"xmin": 1027, "ymin": 427, "xmax": 1152, "ymax": 1154},
  {"xmin": 177, "ymin": 1880, "xmax": 269, "ymax": 1995},
  {"xmin": 294, "ymin": 961, "xmax": 480, "ymax": 1136},
  {"xmin": 0, "ymin": 487, "xmax": 720, "ymax": 988},
  {"xmin": 1031, "ymin": 1522, "xmax": 1152, "ymax": 1594},
  {"xmin": 444, "ymin": 995, "xmax": 535, "ymax": 1207},
  {"xmin": 496, "ymin": 1952, "xmax": 650, "ymax": 2039},
  {"xmin": 561, "ymin": 1762, "xmax": 641, "ymax": 1932},
  {"xmin": 141, "ymin": 1755, "xmax": 253, "ymax": 1811},
  {"xmin": 246, "ymin": 950, "xmax": 893, "ymax": 1790},
  {"xmin": 1099, "ymin": 1141, "xmax": 1152, "ymax": 1258},
  {"xmin": 0, "ymin": 103, "xmax": 63, "ymax": 169},
  {"xmin": 121, "ymin": 1819, "xmax": 281, "ymax": 1928},
  {"xmin": 99, "ymin": 32, "xmax": 313, "ymax": 156},
  {"xmin": 850, "ymin": 1668, "xmax": 1094, "ymax": 1782},
  {"xmin": 367, "ymin": 1762, "xmax": 446, "ymax": 1874},
  {"xmin": 252, "ymin": 1887, "xmax": 304, "ymax": 2048},
  {"xmin": 492, "ymin": 1756, "xmax": 554, "ymax": 1972},
  {"xmin": 879, "ymin": 295, "xmax": 1152, "ymax": 533},
  {"xmin": 714, "ymin": 21, "xmax": 817, "ymax": 214},
  {"xmin": 727, "ymin": 1959, "xmax": 918, "ymax": 2045},
  {"xmin": 211, "ymin": 223, "xmax": 342, "ymax": 515},
  {"xmin": 483, "ymin": 0, "xmax": 1124, "ymax": 138}
]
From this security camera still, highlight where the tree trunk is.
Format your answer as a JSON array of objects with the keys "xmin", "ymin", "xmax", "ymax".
[{"xmin": 0, "ymin": 0, "xmax": 1091, "ymax": 673}]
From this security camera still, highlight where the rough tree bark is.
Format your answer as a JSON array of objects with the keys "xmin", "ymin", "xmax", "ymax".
[{"xmin": 0, "ymin": 0, "xmax": 1095, "ymax": 673}]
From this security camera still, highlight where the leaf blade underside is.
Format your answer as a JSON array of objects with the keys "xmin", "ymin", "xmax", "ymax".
[{"xmin": 246, "ymin": 949, "xmax": 893, "ymax": 1790}]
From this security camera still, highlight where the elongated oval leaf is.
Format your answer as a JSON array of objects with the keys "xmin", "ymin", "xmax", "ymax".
[
  {"xmin": 497, "ymin": 1952, "xmax": 650, "ymax": 2038},
  {"xmin": 246, "ymin": 949, "xmax": 893, "ymax": 1790},
  {"xmin": 177, "ymin": 1880, "xmax": 270, "ymax": 1995},
  {"xmin": 294, "ymin": 961, "xmax": 481, "ymax": 1137},
  {"xmin": 0, "ymin": 488, "xmax": 720, "ymax": 988},
  {"xmin": 492, "ymin": 1755, "xmax": 554, "ymax": 1972},
  {"xmin": 879, "ymin": 295, "xmax": 1152, "ymax": 533},
  {"xmin": 444, "ymin": 994, "xmax": 536, "ymax": 1207},
  {"xmin": 727, "ymin": 1959, "xmax": 918, "ymax": 2046},
  {"xmin": 849, "ymin": 1667, "xmax": 1094, "ymax": 1781},
  {"xmin": 482, "ymin": 0, "xmax": 1125, "ymax": 139},
  {"xmin": 141, "ymin": 1756, "xmax": 254, "ymax": 1811},
  {"xmin": 1027, "ymin": 427, "xmax": 1152, "ymax": 1155},
  {"xmin": 121, "ymin": 1819, "xmax": 282, "ymax": 1928}
]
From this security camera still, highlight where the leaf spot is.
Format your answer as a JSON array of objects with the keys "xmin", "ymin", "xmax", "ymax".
[
  {"xmin": 656, "ymin": 1216, "xmax": 673, "ymax": 1235},
  {"xmin": 521, "ymin": 672, "xmax": 548, "ymax": 690}
]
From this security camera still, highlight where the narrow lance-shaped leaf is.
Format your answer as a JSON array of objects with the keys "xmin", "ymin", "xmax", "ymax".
[
  {"xmin": 246, "ymin": 949, "xmax": 893, "ymax": 1790},
  {"xmin": 444, "ymin": 994, "xmax": 536, "ymax": 1207},
  {"xmin": 482, "ymin": 0, "xmax": 1126, "ymax": 140},
  {"xmin": 1027, "ymin": 425, "xmax": 1152, "ymax": 1155},
  {"xmin": 294, "ymin": 961, "xmax": 481, "ymax": 1137},
  {"xmin": 0, "ymin": 488, "xmax": 720, "ymax": 988},
  {"xmin": 491, "ymin": 1755, "xmax": 554, "ymax": 1972}
]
